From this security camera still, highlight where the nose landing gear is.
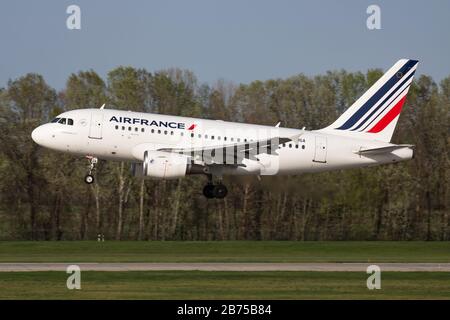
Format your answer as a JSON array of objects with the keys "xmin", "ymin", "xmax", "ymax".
[{"xmin": 84, "ymin": 156, "xmax": 98, "ymax": 184}]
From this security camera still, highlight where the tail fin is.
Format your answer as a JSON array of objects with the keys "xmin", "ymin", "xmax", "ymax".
[{"xmin": 320, "ymin": 59, "xmax": 419, "ymax": 142}]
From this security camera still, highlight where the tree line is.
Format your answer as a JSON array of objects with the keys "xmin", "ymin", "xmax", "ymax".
[{"xmin": 0, "ymin": 66, "xmax": 448, "ymax": 241}]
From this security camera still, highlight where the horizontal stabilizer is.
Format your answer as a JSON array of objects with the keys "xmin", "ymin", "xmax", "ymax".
[{"xmin": 355, "ymin": 144, "xmax": 414, "ymax": 155}]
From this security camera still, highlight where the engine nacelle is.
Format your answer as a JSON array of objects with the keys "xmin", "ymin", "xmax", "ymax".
[{"xmin": 132, "ymin": 151, "xmax": 189, "ymax": 179}]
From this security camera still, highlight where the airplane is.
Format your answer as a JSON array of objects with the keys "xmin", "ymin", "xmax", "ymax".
[{"xmin": 31, "ymin": 59, "xmax": 418, "ymax": 198}]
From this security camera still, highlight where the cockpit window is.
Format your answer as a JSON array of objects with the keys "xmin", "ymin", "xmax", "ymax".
[{"xmin": 52, "ymin": 117, "xmax": 74, "ymax": 125}]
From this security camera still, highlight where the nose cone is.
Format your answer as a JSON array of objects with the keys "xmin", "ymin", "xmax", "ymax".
[{"xmin": 31, "ymin": 126, "xmax": 46, "ymax": 146}]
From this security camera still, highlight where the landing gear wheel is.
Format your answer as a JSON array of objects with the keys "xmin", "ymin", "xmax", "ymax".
[
  {"xmin": 203, "ymin": 174, "xmax": 228, "ymax": 199},
  {"xmin": 213, "ymin": 184, "xmax": 228, "ymax": 199},
  {"xmin": 203, "ymin": 184, "xmax": 215, "ymax": 199},
  {"xmin": 84, "ymin": 174, "xmax": 94, "ymax": 184},
  {"xmin": 203, "ymin": 183, "xmax": 228, "ymax": 198}
]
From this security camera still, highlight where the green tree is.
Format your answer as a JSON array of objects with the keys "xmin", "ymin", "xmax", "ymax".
[{"xmin": 0, "ymin": 74, "xmax": 57, "ymax": 239}]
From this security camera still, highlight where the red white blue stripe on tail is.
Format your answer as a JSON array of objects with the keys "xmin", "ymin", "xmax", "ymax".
[{"xmin": 321, "ymin": 59, "xmax": 418, "ymax": 142}]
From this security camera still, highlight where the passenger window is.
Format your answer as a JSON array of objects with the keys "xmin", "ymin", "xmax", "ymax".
[
  {"xmin": 135, "ymin": 127, "xmax": 138, "ymax": 132},
  {"xmin": 141, "ymin": 128, "xmax": 145, "ymax": 132},
  {"xmin": 67, "ymin": 119, "xmax": 74, "ymax": 125},
  {"xmin": 224, "ymin": 137, "xmax": 227, "ymax": 141},
  {"xmin": 211, "ymin": 136, "xmax": 215, "ymax": 140},
  {"xmin": 191, "ymin": 133, "xmax": 194, "ymax": 137},
  {"xmin": 198, "ymin": 134, "xmax": 201, "ymax": 138},
  {"xmin": 164, "ymin": 130, "xmax": 168, "ymax": 135},
  {"xmin": 170, "ymin": 131, "xmax": 174, "ymax": 135},
  {"xmin": 115, "ymin": 125, "xmax": 119, "ymax": 130},
  {"xmin": 128, "ymin": 127, "xmax": 131, "ymax": 131},
  {"xmin": 151, "ymin": 129, "xmax": 154, "ymax": 133},
  {"xmin": 122, "ymin": 126, "xmax": 125, "ymax": 130},
  {"xmin": 158, "ymin": 130, "xmax": 161, "ymax": 134}
]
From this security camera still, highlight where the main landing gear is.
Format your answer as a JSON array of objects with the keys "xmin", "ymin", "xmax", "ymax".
[
  {"xmin": 84, "ymin": 156, "xmax": 98, "ymax": 184},
  {"xmin": 203, "ymin": 175, "xmax": 228, "ymax": 199}
]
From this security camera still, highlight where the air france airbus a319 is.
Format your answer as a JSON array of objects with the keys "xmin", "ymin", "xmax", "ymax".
[{"xmin": 32, "ymin": 59, "xmax": 418, "ymax": 198}]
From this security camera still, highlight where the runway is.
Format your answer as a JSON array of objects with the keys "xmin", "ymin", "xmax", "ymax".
[{"xmin": 0, "ymin": 263, "xmax": 449, "ymax": 272}]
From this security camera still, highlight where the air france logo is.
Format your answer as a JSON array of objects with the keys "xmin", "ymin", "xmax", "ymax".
[{"xmin": 110, "ymin": 116, "xmax": 191, "ymax": 130}]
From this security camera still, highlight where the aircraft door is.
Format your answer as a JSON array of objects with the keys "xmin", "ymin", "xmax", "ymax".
[
  {"xmin": 89, "ymin": 111, "xmax": 103, "ymax": 139},
  {"xmin": 313, "ymin": 135, "xmax": 327, "ymax": 163}
]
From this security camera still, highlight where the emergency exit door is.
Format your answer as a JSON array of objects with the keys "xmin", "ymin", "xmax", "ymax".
[
  {"xmin": 88, "ymin": 111, "xmax": 103, "ymax": 139},
  {"xmin": 313, "ymin": 136, "xmax": 327, "ymax": 163}
]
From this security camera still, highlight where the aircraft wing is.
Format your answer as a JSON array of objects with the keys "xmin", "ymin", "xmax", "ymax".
[{"xmin": 157, "ymin": 134, "xmax": 302, "ymax": 165}]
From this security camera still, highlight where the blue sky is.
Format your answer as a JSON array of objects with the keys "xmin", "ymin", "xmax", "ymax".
[{"xmin": 0, "ymin": 0, "xmax": 449, "ymax": 90}]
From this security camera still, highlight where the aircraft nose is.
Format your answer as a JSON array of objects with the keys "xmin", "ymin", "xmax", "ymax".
[{"xmin": 31, "ymin": 126, "xmax": 46, "ymax": 145}]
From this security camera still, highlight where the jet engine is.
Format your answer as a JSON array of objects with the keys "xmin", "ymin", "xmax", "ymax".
[{"xmin": 131, "ymin": 150, "xmax": 190, "ymax": 179}]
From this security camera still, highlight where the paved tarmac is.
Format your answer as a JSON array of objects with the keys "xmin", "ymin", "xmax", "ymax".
[{"xmin": 0, "ymin": 263, "xmax": 449, "ymax": 272}]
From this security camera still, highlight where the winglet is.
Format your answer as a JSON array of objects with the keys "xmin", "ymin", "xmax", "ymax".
[
  {"xmin": 275, "ymin": 122, "xmax": 281, "ymax": 127},
  {"xmin": 100, "ymin": 103, "xmax": 105, "ymax": 109}
]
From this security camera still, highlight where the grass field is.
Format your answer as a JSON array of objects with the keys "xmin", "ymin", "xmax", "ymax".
[
  {"xmin": 0, "ymin": 271, "xmax": 449, "ymax": 299},
  {"xmin": 1, "ymin": 241, "xmax": 449, "ymax": 263},
  {"xmin": 1, "ymin": 242, "xmax": 449, "ymax": 299}
]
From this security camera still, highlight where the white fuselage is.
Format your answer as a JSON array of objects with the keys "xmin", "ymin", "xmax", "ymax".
[{"xmin": 31, "ymin": 108, "xmax": 413, "ymax": 176}]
